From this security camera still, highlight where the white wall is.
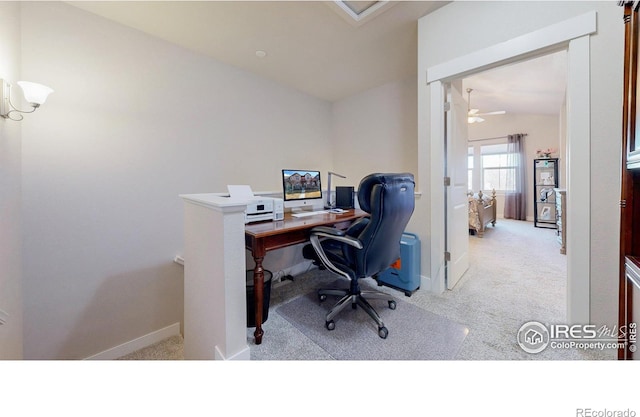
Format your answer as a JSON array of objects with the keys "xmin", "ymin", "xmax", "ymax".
[
  {"xmin": 12, "ymin": 2, "xmax": 420, "ymax": 359},
  {"xmin": 332, "ymin": 77, "xmax": 419, "ymax": 183},
  {"xmin": 0, "ymin": 1, "xmax": 23, "ymax": 359},
  {"xmin": 419, "ymin": 1, "xmax": 622, "ymax": 328},
  {"xmin": 468, "ymin": 113, "xmax": 561, "ymax": 220},
  {"xmin": 19, "ymin": 2, "xmax": 333, "ymax": 359}
]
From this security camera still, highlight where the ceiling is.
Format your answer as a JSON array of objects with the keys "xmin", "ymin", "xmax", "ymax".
[
  {"xmin": 463, "ymin": 50, "xmax": 568, "ymax": 117},
  {"xmin": 67, "ymin": 1, "xmax": 567, "ymax": 114}
]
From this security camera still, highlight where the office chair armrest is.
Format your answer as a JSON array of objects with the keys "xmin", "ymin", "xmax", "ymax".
[
  {"xmin": 309, "ymin": 227, "xmax": 361, "ymax": 281},
  {"xmin": 310, "ymin": 226, "xmax": 363, "ymax": 249}
]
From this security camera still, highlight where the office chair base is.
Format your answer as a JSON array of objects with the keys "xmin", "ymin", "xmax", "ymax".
[{"xmin": 318, "ymin": 288, "xmax": 395, "ymax": 339}]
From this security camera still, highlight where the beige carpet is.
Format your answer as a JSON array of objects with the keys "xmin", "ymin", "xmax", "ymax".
[
  {"xmin": 276, "ymin": 279, "xmax": 469, "ymax": 360},
  {"xmin": 119, "ymin": 219, "xmax": 614, "ymax": 360},
  {"xmin": 117, "ymin": 335, "xmax": 183, "ymax": 360}
]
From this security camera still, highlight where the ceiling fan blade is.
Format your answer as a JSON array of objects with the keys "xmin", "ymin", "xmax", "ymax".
[
  {"xmin": 467, "ymin": 116, "xmax": 485, "ymax": 124},
  {"xmin": 476, "ymin": 110, "xmax": 506, "ymax": 116},
  {"xmin": 468, "ymin": 108, "xmax": 480, "ymax": 115}
]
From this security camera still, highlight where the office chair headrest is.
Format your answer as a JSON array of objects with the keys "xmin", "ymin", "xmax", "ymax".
[{"xmin": 357, "ymin": 173, "xmax": 415, "ymax": 213}]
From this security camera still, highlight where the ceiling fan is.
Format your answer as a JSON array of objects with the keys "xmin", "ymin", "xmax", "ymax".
[{"xmin": 466, "ymin": 88, "xmax": 506, "ymax": 123}]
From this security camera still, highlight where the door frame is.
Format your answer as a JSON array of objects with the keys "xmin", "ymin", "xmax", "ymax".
[{"xmin": 426, "ymin": 12, "xmax": 596, "ymax": 325}]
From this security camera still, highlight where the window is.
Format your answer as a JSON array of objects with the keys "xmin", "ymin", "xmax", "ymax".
[{"xmin": 481, "ymin": 143, "xmax": 516, "ymax": 191}]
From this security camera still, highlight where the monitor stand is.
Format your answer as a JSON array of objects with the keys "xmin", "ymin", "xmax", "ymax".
[
  {"xmin": 289, "ymin": 201, "xmax": 323, "ymax": 213},
  {"xmin": 290, "ymin": 207, "xmax": 314, "ymax": 214}
]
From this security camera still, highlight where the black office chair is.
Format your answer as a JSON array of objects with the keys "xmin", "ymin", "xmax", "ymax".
[{"xmin": 303, "ymin": 173, "xmax": 415, "ymax": 338}]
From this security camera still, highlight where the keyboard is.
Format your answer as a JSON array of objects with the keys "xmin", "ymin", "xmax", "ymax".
[{"xmin": 291, "ymin": 210, "xmax": 329, "ymax": 218}]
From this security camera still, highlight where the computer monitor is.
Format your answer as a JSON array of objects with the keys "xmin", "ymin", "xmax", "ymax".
[{"xmin": 281, "ymin": 169, "xmax": 323, "ymax": 211}]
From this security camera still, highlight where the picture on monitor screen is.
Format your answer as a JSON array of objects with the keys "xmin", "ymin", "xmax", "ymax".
[{"xmin": 282, "ymin": 170, "xmax": 322, "ymax": 201}]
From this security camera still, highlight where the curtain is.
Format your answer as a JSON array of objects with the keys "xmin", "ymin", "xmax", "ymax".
[{"xmin": 504, "ymin": 133, "xmax": 527, "ymax": 220}]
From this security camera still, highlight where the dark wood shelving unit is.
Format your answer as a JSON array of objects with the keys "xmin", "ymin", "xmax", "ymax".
[
  {"xmin": 533, "ymin": 158, "xmax": 559, "ymax": 229},
  {"xmin": 619, "ymin": 1, "xmax": 640, "ymax": 360}
]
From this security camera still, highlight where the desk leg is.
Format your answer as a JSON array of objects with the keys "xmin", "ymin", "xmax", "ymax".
[{"xmin": 253, "ymin": 254, "xmax": 265, "ymax": 345}]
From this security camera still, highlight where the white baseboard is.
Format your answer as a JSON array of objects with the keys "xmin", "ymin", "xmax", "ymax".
[
  {"xmin": 214, "ymin": 345, "xmax": 251, "ymax": 360},
  {"xmin": 271, "ymin": 260, "xmax": 314, "ymax": 283},
  {"xmin": 84, "ymin": 322, "xmax": 181, "ymax": 360},
  {"xmin": 284, "ymin": 260, "xmax": 314, "ymax": 278},
  {"xmin": 420, "ymin": 275, "xmax": 433, "ymax": 293}
]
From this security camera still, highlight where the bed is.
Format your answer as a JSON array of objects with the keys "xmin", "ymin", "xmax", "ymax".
[{"xmin": 468, "ymin": 189, "xmax": 497, "ymax": 238}]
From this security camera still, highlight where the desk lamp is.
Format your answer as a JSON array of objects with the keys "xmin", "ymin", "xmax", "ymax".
[{"xmin": 325, "ymin": 171, "xmax": 346, "ymax": 209}]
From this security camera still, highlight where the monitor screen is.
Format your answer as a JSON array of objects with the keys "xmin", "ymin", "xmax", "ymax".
[{"xmin": 282, "ymin": 169, "xmax": 322, "ymax": 202}]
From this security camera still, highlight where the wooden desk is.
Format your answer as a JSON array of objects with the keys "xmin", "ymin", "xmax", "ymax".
[{"xmin": 245, "ymin": 209, "xmax": 367, "ymax": 344}]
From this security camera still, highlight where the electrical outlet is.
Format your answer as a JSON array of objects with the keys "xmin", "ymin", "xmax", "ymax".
[{"xmin": 0, "ymin": 309, "xmax": 8, "ymax": 325}]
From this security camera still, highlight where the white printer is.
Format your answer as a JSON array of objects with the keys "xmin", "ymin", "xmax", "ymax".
[
  {"xmin": 227, "ymin": 185, "xmax": 284, "ymax": 224},
  {"xmin": 245, "ymin": 196, "xmax": 284, "ymax": 223}
]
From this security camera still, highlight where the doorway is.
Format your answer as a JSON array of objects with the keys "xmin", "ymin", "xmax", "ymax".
[
  {"xmin": 453, "ymin": 52, "xmax": 570, "ymax": 329},
  {"xmin": 427, "ymin": 13, "xmax": 595, "ymax": 325}
]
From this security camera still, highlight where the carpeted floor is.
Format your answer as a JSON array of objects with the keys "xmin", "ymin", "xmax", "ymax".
[
  {"xmin": 276, "ymin": 280, "xmax": 469, "ymax": 360},
  {"xmin": 117, "ymin": 334, "xmax": 184, "ymax": 360},
  {"xmin": 119, "ymin": 219, "xmax": 614, "ymax": 360}
]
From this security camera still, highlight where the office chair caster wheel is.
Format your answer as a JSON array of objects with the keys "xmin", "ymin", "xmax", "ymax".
[
  {"xmin": 378, "ymin": 326, "xmax": 388, "ymax": 339},
  {"xmin": 319, "ymin": 294, "xmax": 327, "ymax": 302},
  {"xmin": 388, "ymin": 300, "xmax": 396, "ymax": 310},
  {"xmin": 326, "ymin": 320, "xmax": 336, "ymax": 331}
]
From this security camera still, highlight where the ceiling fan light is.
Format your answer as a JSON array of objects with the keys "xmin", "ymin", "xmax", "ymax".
[
  {"xmin": 468, "ymin": 116, "xmax": 484, "ymax": 124},
  {"xmin": 466, "ymin": 87, "xmax": 503, "ymax": 123}
]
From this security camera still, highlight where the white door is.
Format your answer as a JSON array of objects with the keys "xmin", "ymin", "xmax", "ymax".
[{"xmin": 445, "ymin": 82, "xmax": 469, "ymax": 289}]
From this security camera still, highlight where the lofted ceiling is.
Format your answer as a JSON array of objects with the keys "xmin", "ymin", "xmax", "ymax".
[
  {"xmin": 67, "ymin": 1, "xmax": 567, "ymax": 114},
  {"xmin": 463, "ymin": 50, "xmax": 568, "ymax": 117},
  {"xmin": 68, "ymin": 1, "xmax": 446, "ymax": 102}
]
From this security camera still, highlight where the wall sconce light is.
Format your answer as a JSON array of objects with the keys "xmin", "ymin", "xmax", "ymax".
[{"xmin": 1, "ymin": 78, "xmax": 54, "ymax": 121}]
